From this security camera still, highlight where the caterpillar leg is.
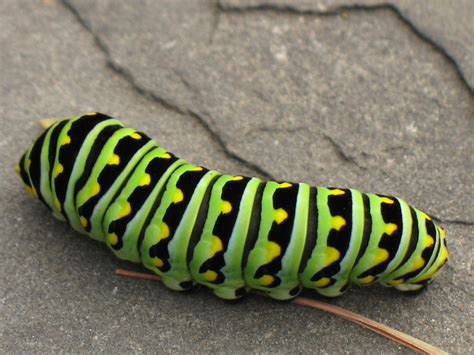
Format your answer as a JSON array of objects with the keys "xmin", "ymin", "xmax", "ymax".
[
  {"xmin": 393, "ymin": 281, "xmax": 429, "ymax": 292},
  {"xmin": 212, "ymin": 286, "xmax": 248, "ymax": 300}
]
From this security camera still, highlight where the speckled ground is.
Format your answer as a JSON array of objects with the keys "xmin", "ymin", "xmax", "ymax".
[{"xmin": 1, "ymin": 0, "xmax": 472, "ymax": 353}]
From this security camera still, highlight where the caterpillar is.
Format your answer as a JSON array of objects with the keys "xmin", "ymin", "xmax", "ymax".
[{"xmin": 17, "ymin": 112, "xmax": 448, "ymax": 300}]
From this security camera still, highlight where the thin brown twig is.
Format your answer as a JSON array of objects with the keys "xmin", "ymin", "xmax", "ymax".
[
  {"xmin": 114, "ymin": 269, "xmax": 162, "ymax": 281},
  {"xmin": 113, "ymin": 268, "xmax": 447, "ymax": 354},
  {"xmin": 291, "ymin": 297, "xmax": 446, "ymax": 355}
]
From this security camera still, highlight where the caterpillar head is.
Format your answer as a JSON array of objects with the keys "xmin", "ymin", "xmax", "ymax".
[
  {"xmin": 16, "ymin": 152, "xmax": 38, "ymax": 199},
  {"xmin": 16, "ymin": 117, "xmax": 60, "ymax": 201},
  {"xmin": 16, "ymin": 118, "xmax": 65, "ymax": 219}
]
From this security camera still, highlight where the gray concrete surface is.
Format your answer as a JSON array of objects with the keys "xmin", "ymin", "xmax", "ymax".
[{"xmin": 1, "ymin": 0, "xmax": 472, "ymax": 353}]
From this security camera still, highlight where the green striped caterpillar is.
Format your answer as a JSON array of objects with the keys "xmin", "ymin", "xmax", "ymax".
[{"xmin": 17, "ymin": 112, "xmax": 448, "ymax": 300}]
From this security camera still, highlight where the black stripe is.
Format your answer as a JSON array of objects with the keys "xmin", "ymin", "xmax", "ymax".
[
  {"xmin": 398, "ymin": 218, "xmax": 439, "ymax": 281},
  {"xmin": 107, "ymin": 149, "xmax": 181, "ymax": 250},
  {"xmin": 313, "ymin": 188, "xmax": 352, "ymax": 281},
  {"xmin": 19, "ymin": 153, "xmax": 32, "ymax": 187},
  {"xmin": 421, "ymin": 219, "xmax": 441, "ymax": 272},
  {"xmin": 391, "ymin": 206, "xmax": 419, "ymax": 275},
  {"xmin": 253, "ymin": 182, "xmax": 299, "ymax": 287},
  {"xmin": 353, "ymin": 192, "xmax": 371, "ymax": 267},
  {"xmin": 186, "ymin": 172, "xmax": 221, "ymax": 264},
  {"xmin": 77, "ymin": 133, "xmax": 152, "ymax": 231},
  {"xmin": 55, "ymin": 115, "xmax": 115, "ymax": 213},
  {"xmin": 197, "ymin": 176, "xmax": 253, "ymax": 284},
  {"xmin": 241, "ymin": 181, "xmax": 265, "ymax": 269},
  {"xmin": 136, "ymin": 158, "xmax": 185, "ymax": 259},
  {"xmin": 357, "ymin": 196, "xmax": 403, "ymax": 278},
  {"xmin": 101, "ymin": 145, "xmax": 158, "ymax": 245},
  {"xmin": 299, "ymin": 186, "xmax": 317, "ymax": 273},
  {"xmin": 48, "ymin": 121, "xmax": 68, "ymax": 190},
  {"xmin": 148, "ymin": 167, "xmax": 210, "ymax": 272},
  {"xmin": 73, "ymin": 124, "xmax": 123, "ymax": 198},
  {"xmin": 28, "ymin": 131, "xmax": 48, "ymax": 207}
]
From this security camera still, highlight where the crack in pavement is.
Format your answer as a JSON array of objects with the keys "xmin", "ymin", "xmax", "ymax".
[
  {"xmin": 216, "ymin": 0, "xmax": 474, "ymax": 223},
  {"xmin": 368, "ymin": 169, "xmax": 474, "ymax": 227},
  {"xmin": 322, "ymin": 134, "xmax": 367, "ymax": 170},
  {"xmin": 60, "ymin": 0, "xmax": 473, "ymax": 225},
  {"xmin": 209, "ymin": 0, "xmax": 222, "ymax": 45},
  {"xmin": 254, "ymin": 126, "xmax": 307, "ymax": 134},
  {"xmin": 410, "ymin": 211, "xmax": 474, "ymax": 227},
  {"xmin": 217, "ymin": 1, "xmax": 474, "ymax": 95},
  {"xmin": 60, "ymin": 0, "xmax": 275, "ymax": 181}
]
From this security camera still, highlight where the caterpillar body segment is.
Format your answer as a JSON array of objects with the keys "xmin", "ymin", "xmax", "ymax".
[{"xmin": 18, "ymin": 113, "xmax": 448, "ymax": 300}]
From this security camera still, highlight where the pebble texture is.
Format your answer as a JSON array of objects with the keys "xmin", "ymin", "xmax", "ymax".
[{"xmin": 1, "ymin": 0, "xmax": 472, "ymax": 353}]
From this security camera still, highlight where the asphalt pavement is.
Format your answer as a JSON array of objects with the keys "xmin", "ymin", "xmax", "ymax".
[{"xmin": 1, "ymin": 0, "xmax": 472, "ymax": 353}]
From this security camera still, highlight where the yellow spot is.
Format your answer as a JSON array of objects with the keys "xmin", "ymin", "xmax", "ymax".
[
  {"xmin": 379, "ymin": 197, "xmax": 394, "ymax": 204},
  {"xmin": 210, "ymin": 236, "xmax": 223, "ymax": 256},
  {"xmin": 231, "ymin": 176, "xmax": 244, "ymax": 181},
  {"xmin": 85, "ymin": 182, "xmax": 101, "ymax": 201},
  {"xmin": 325, "ymin": 247, "xmax": 340, "ymax": 266},
  {"xmin": 411, "ymin": 257, "xmax": 425, "ymax": 271},
  {"xmin": 80, "ymin": 216, "xmax": 88, "ymax": 228},
  {"xmin": 373, "ymin": 248, "xmax": 389, "ymax": 264},
  {"xmin": 265, "ymin": 241, "xmax": 281, "ymax": 263},
  {"xmin": 329, "ymin": 188, "xmax": 345, "ymax": 195},
  {"xmin": 387, "ymin": 279, "xmax": 404, "ymax": 285},
  {"xmin": 172, "ymin": 189, "xmax": 184, "ymax": 203},
  {"xmin": 273, "ymin": 208, "xmax": 288, "ymax": 224},
  {"xmin": 331, "ymin": 215, "xmax": 346, "ymax": 231},
  {"xmin": 159, "ymin": 152, "xmax": 171, "ymax": 159},
  {"xmin": 419, "ymin": 211, "xmax": 432, "ymax": 221},
  {"xmin": 259, "ymin": 275, "xmax": 274, "ymax": 286},
  {"xmin": 27, "ymin": 158, "xmax": 32, "ymax": 168},
  {"xmin": 384, "ymin": 223, "xmax": 398, "ymax": 235},
  {"xmin": 151, "ymin": 257, "xmax": 164, "ymax": 268},
  {"xmin": 220, "ymin": 200, "xmax": 232, "ymax": 214},
  {"xmin": 278, "ymin": 182, "xmax": 292, "ymax": 188},
  {"xmin": 86, "ymin": 112, "xmax": 97, "ymax": 116},
  {"xmin": 158, "ymin": 222, "xmax": 170, "ymax": 240},
  {"xmin": 139, "ymin": 173, "xmax": 151, "ymax": 186},
  {"xmin": 202, "ymin": 270, "xmax": 218, "ymax": 282},
  {"xmin": 358, "ymin": 275, "xmax": 375, "ymax": 284},
  {"xmin": 313, "ymin": 278, "xmax": 331, "ymax": 287},
  {"xmin": 117, "ymin": 201, "xmax": 131, "ymax": 219},
  {"xmin": 26, "ymin": 186, "xmax": 38, "ymax": 198},
  {"xmin": 130, "ymin": 132, "xmax": 142, "ymax": 139},
  {"xmin": 54, "ymin": 164, "xmax": 64, "ymax": 177},
  {"xmin": 108, "ymin": 233, "xmax": 119, "ymax": 246},
  {"xmin": 190, "ymin": 166, "xmax": 204, "ymax": 171},
  {"xmin": 15, "ymin": 164, "xmax": 21, "ymax": 176},
  {"xmin": 54, "ymin": 197, "xmax": 61, "ymax": 211},
  {"xmin": 107, "ymin": 154, "xmax": 120, "ymax": 165},
  {"xmin": 423, "ymin": 235, "xmax": 434, "ymax": 248},
  {"xmin": 61, "ymin": 135, "xmax": 71, "ymax": 145}
]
